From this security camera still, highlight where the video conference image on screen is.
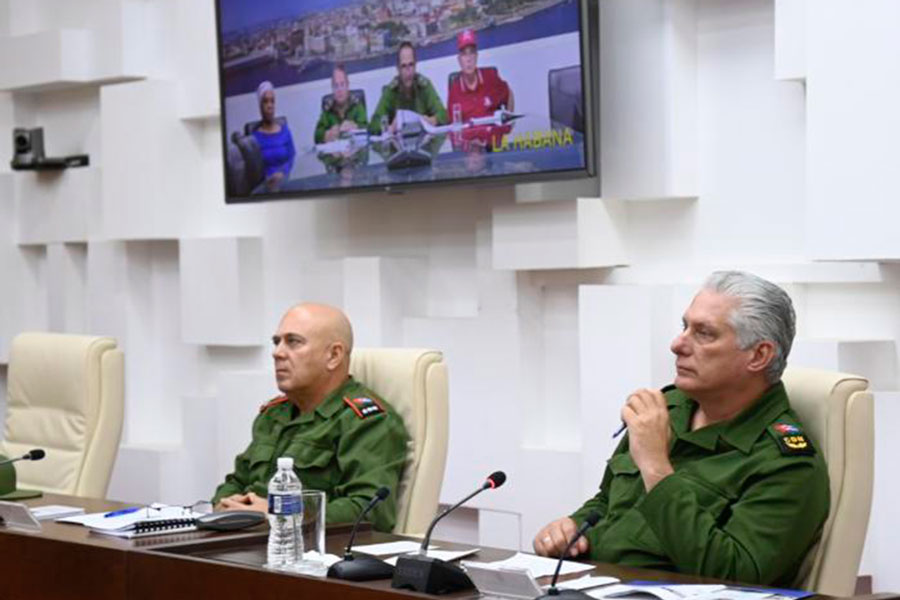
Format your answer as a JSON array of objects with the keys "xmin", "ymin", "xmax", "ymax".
[{"xmin": 217, "ymin": 0, "xmax": 591, "ymax": 201}]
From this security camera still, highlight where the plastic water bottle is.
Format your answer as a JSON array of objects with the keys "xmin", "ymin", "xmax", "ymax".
[{"xmin": 266, "ymin": 456, "xmax": 303, "ymax": 569}]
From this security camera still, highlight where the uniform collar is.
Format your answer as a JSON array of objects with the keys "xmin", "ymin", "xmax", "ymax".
[
  {"xmin": 669, "ymin": 382, "xmax": 790, "ymax": 454},
  {"xmin": 290, "ymin": 376, "xmax": 359, "ymax": 424}
]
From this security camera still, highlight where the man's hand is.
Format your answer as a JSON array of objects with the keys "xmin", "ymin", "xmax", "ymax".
[
  {"xmin": 325, "ymin": 124, "xmax": 341, "ymax": 142},
  {"xmin": 533, "ymin": 517, "xmax": 588, "ymax": 558},
  {"xmin": 622, "ymin": 388, "xmax": 674, "ymax": 492},
  {"xmin": 216, "ymin": 492, "xmax": 268, "ymax": 514}
]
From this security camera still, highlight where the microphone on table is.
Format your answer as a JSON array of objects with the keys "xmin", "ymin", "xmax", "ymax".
[
  {"xmin": 327, "ymin": 486, "xmax": 395, "ymax": 581},
  {"xmin": 0, "ymin": 449, "xmax": 46, "ymax": 467},
  {"xmin": 392, "ymin": 470, "xmax": 507, "ymax": 595},
  {"xmin": 535, "ymin": 511, "xmax": 601, "ymax": 600}
]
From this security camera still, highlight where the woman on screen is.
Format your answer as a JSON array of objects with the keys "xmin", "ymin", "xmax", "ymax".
[{"xmin": 252, "ymin": 81, "xmax": 295, "ymax": 192}]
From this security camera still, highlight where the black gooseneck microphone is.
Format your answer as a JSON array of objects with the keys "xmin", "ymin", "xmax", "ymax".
[
  {"xmin": 327, "ymin": 486, "xmax": 394, "ymax": 581},
  {"xmin": 392, "ymin": 471, "xmax": 507, "ymax": 595},
  {"xmin": 535, "ymin": 511, "xmax": 601, "ymax": 600},
  {"xmin": 0, "ymin": 449, "xmax": 46, "ymax": 467}
]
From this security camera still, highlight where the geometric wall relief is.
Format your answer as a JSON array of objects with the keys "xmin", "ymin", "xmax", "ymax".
[
  {"xmin": 791, "ymin": 338, "xmax": 898, "ymax": 391},
  {"xmin": 492, "ymin": 197, "xmax": 627, "ymax": 270},
  {"xmin": 179, "ymin": 236, "xmax": 264, "ymax": 346},
  {"xmin": 342, "ymin": 256, "xmax": 427, "ymax": 347},
  {"xmin": 774, "ymin": 0, "xmax": 806, "ymax": 82},
  {"xmin": 45, "ymin": 242, "xmax": 87, "ymax": 333},
  {"xmin": 805, "ymin": 0, "xmax": 900, "ymax": 260},
  {"xmin": 0, "ymin": 29, "xmax": 98, "ymax": 93},
  {"xmin": 15, "ymin": 167, "xmax": 99, "ymax": 244}
]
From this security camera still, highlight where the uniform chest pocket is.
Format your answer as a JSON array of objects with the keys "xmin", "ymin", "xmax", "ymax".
[
  {"xmin": 248, "ymin": 443, "xmax": 276, "ymax": 469},
  {"xmin": 679, "ymin": 473, "xmax": 735, "ymax": 523},
  {"xmin": 605, "ymin": 454, "xmax": 644, "ymax": 515},
  {"xmin": 284, "ymin": 440, "xmax": 335, "ymax": 470}
]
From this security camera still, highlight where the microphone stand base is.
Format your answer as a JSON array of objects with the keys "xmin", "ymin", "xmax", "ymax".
[
  {"xmin": 391, "ymin": 555, "xmax": 474, "ymax": 595},
  {"xmin": 535, "ymin": 589, "xmax": 597, "ymax": 600},
  {"xmin": 327, "ymin": 555, "xmax": 395, "ymax": 581}
]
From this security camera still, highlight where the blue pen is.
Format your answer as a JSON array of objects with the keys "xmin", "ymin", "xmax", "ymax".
[
  {"xmin": 612, "ymin": 421, "xmax": 627, "ymax": 438},
  {"xmin": 104, "ymin": 506, "xmax": 141, "ymax": 518}
]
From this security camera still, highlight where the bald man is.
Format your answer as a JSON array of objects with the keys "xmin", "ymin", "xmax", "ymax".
[{"xmin": 212, "ymin": 303, "xmax": 410, "ymax": 532}]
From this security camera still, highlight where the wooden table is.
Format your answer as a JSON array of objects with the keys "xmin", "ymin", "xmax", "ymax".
[{"xmin": 0, "ymin": 493, "xmax": 862, "ymax": 600}]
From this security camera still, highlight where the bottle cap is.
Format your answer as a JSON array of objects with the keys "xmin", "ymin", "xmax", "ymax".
[{"xmin": 277, "ymin": 456, "xmax": 294, "ymax": 470}]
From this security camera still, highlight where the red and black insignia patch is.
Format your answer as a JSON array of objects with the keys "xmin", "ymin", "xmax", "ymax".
[
  {"xmin": 259, "ymin": 396, "xmax": 290, "ymax": 413},
  {"xmin": 343, "ymin": 396, "xmax": 386, "ymax": 419},
  {"xmin": 768, "ymin": 422, "xmax": 816, "ymax": 456}
]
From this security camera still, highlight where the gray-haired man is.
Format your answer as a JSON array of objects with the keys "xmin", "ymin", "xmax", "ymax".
[{"xmin": 534, "ymin": 271, "xmax": 828, "ymax": 587}]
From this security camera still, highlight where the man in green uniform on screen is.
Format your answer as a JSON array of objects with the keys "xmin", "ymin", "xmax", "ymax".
[
  {"xmin": 368, "ymin": 41, "xmax": 447, "ymax": 136},
  {"xmin": 213, "ymin": 303, "xmax": 409, "ymax": 532},
  {"xmin": 314, "ymin": 64, "xmax": 368, "ymax": 144},
  {"xmin": 534, "ymin": 271, "xmax": 829, "ymax": 587}
]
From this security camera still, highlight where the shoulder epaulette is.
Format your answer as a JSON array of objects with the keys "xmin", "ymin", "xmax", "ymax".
[
  {"xmin": 259, "ymin": 396, "xmax": 290, "ymax": 413},
  {"xmin": 767, "ymin": 421, "xmax": 816, "ymax": 456},
  {"xmin": 343, "ymin": 395, "xmax": 386, "ymax": 420}
]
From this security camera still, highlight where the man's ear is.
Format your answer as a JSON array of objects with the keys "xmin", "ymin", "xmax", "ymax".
[
  {"xmin": 746, "ymin": 340, "xmax": 776, "ymax": 375},
  {"xmin": 325, "ymin": 342, "xmax": 346, "ymax": 371}
]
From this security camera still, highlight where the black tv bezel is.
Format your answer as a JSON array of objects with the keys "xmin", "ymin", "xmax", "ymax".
[{"xmin": 214, "ymin": 0, "xmax": 600, "ymax": 203}]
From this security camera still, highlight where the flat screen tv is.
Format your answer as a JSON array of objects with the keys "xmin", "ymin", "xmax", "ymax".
[{"xmin": 215, "ymin": 0, "xmax": 598, "ymax": 202}]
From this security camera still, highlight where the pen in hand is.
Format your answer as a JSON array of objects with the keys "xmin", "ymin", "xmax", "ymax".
[{"xmin": 612, "ymin": 421, "xmax": 627, "ymax": 439}]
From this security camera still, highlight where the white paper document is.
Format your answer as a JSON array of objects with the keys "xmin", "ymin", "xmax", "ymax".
[
  {"xmin": 29, "ymin": 505, "xmax": 85, "ymax": 521},
  {"xmin": 474, "ymin": 552, "xmax": 595, "ymax": 578},
  {"xmin": 550, "ymin": 575, "xmax": 620, "ymax": 591},
  {"xmin": 352, "ymin": 540, "xmax": 434, "ymax": 556},
  {"xmin": 589, "ymin": 583, "xmax": 728, "ymax": 600}
]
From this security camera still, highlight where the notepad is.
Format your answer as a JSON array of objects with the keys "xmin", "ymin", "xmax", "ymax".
[{"xmin": 90, "ymin": 516, "xmax": 199, "ymax": 538}]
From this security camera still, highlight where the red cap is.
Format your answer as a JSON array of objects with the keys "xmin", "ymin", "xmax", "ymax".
[{"xmin": 457, "ymin": 29, "xmax": 477, "ymax": 51}]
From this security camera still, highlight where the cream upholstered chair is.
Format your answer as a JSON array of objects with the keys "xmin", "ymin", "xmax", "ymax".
[
  {"xmin": 349, "ymin": 348, "xmax": 448, "ymax": 536},
  {"xmin": 1, "ymin": 332, "xmax": 124, "ymax": 497},
  {"xmin": 782, "ymin": 366, "xmax": 874, "ymax": 596}
]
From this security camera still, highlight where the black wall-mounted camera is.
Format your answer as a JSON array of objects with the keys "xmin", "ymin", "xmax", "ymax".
[{"xmin": 10, "ymin": 127, "xmax": 89, "ymax": 171}]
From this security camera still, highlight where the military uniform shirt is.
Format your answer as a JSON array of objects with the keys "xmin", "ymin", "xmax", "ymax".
[
  {"xmin": 570, "ymin": 382, "xmax": 829, "ymax": 587},
  {"xmin": 368, "ymin": 73, "xmax": 448, "ymax": 134},
  {"xmin": 314, "ymin": 97, "xmax": 368, "ymax": 144},
  {"xmin": 212, "ymin": 377, "xmax": 409, "ymax": 532}
]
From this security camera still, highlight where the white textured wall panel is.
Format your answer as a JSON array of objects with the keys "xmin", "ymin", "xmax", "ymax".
[
  {"xmin": 493, "ymin": 198, "xmax": 626, "ymax": 270},
  {"xmin": 15, "ymin": 168, "xmax": 99, "ymax": 244},
  {"xmin": 806, "ymin": 0, "xmax": 900, "ymax": 260},
  {"xmin": 774, "ymin": 0, "xmax": 806, "ymax": 81},
  {"xmin": 179, "ymin": 236, "xmax": 264, "ymax": 346}
]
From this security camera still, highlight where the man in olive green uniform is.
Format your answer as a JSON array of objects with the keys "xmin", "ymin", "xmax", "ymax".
[
  {"xmin": 314, "ymin": 64, "xmax": 369, "ymax": 144},
  {"xmin": 368, "ymin": 41, "xmax": 447, "ymax": 135},
  {"xmin": 534, "ymin": 271, "xmax": 829, "ymax": 587},
  {"xmin": 213, "ymin": 303, "xmax": 409, "ymax": 532}
]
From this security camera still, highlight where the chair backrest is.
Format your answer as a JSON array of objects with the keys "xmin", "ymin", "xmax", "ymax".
[
  {"xmin": 320, "ymin": 89, "xmax": 367, "ymax": 114},
  {"xmin": 230, "ymin": 131, "xmax": 265, "ymax": 191},
  {"xmin": 349, "ymin": 348, "xmax": 448, "ymax": 535},
  {"xmin": 1, "ymin": 332, "xmax": 125, "ymax": 497},
  {"xmin": 547, "ymin": 64, "xmax": 584, "ymax": 133},
  {"xmin": 781, "ymin": 366, "xmax": 874, "ymax": 596}
]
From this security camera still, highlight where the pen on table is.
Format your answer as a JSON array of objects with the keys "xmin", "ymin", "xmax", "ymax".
[
  {"xmin": 612, "ymin": 421, "xmax": 627, "ymax": 439},
  {"xmin": 104, "ymin": 507, "xmax": 141, "ymax": 518}
]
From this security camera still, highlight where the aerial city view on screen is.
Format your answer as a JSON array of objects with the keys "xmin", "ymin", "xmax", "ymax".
[{"xmin": 217, "ymin": 0, "xmax": 588, "ymax": 200}]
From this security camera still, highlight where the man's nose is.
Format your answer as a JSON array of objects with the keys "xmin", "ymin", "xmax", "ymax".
[{"xmin": 671, "ymin": 331, "xmax": 688, "ymax": 354}]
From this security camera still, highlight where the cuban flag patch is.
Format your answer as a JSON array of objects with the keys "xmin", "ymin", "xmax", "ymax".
[{"xmin": 343, "ymin": 396, "xmax": 386, "ymax": 419}]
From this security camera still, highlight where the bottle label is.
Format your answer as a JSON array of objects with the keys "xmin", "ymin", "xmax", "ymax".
[{"xmin": 269, "ymin": 493, "xmax": 303, "ymax": 515}]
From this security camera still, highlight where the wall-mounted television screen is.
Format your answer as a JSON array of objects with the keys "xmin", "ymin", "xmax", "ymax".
[{"xmin": 215, "ymin": 0, "xmax": 598, "ymax": 202}]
